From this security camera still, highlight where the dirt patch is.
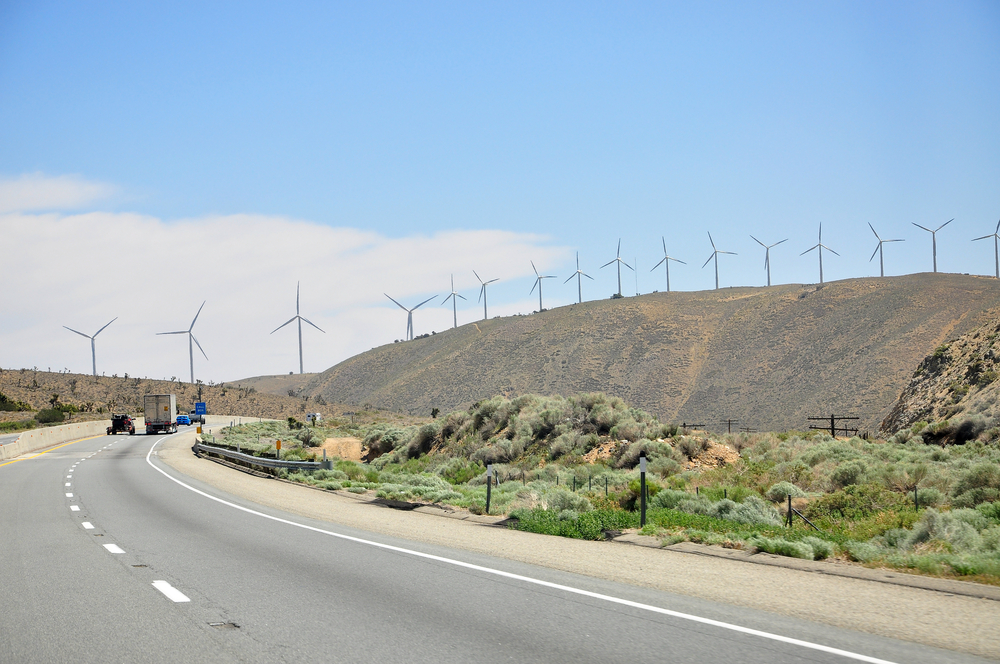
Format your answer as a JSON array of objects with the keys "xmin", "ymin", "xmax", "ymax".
[
  {"xmin": 687, "ymin": 442, "xmax": 740, "ymax": 470},
  {"xmin": 311, "ymin": 437, "xmax": 362, "ymax": 461},
  {"xmin": 582, "ymin": 440, "xmax": 622, "ymax": 464}
]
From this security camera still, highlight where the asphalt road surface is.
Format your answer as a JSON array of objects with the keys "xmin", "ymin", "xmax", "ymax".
[{"xmin": 1, "ymin": 431, "xmax": 994, "ymax": 663}]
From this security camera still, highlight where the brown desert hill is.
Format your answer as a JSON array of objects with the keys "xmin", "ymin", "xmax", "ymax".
[
  {"xmin": 229, "ymin": 372, "xmax": 317, "ymax": 397},
  {"xmin": 281, "ymin": 273, "xmax": 1000, "ymax": 434}
]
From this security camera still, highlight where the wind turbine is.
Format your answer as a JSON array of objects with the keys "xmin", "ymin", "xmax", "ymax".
[
  {"xmin": 529, "ymin": 261, "xmax": 556, "ymax": 312},
  {"xmin": 650, "ymin": 237, "xmax": 685, "ymax": 293},
  {"xmin": 972, "ymin": 220, "xmax": 1000, "ymax": 278},
  {"xmin": 564, "ymin": 252, "xmax": 594, "ymax": 304},
  {"xmin": 600, "ymin": 239, "xmax": 634, "ymax": 297},
  {"xmin": 271, "ymin": 281, "xmax": 325, "ymax": 374},
  {"xmin": 63, "ymin": 317, "xmax": 117, "ymax": 377},
  {"xmin": 441, "ymin": 274, "xmax": 467, "ymax": 329},
  {"xmin": 473, "ymin": 270, "xmax": 498, "ymax": 320},
  {"xmin": 800, "ymin": 224, "xmax": 839, "ymax": 284},
  {"xmin": 702, "ymin": 232, "xmax": 736, "ymax": 290},
  {"xmin": 868, "ymin": 223, "xmax": 904, "ymax": 278},
  {"xmin": 750, "ymin": 235, "xmax": 787, "ymax": 287},
  {"xmin": 912, "ymin": 218, "xmax": 953, "ymax": 273},
  {"xmin": 385, "ymin": 294, "xmax": 436, "ymax": 341},
  {"xmin": 157, "ymin": 301, "xmax": 208, "ymax": 384}
]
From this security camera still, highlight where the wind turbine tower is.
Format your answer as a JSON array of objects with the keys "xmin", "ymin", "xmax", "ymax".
[
  {"xmin": 441, "ymin": 274, "xmax": 467, "ymax": 328},
  {"xmin": 600, "ymin": 239, "xmax": 634, "ymax": 297},
  {"xmin": 271, "ymin": 281, "xmax": 325, "ymax": 374},
  {"xmin": 473, "ymin": 270, "xmax": 498, "ymax": 320},
  {"xmin": 702, "ymin": 232, "xmax": 736, "ymax": 290},
  {"xmin": 749, "ymin": 235, "xmax": 787, "ymax": 287},
  {"xmin": 868, "ymin": 223, "xmax": 904, "ymax": 278},
  {"xmin": 529, "ymin": 261, "xmax": 556, "ymax": 312},
  {"xmin": 385, "ymin": 294, "xmax": 436, "ymax": 341},
  {"xmin": 157, "ymin": 301, "xmax": 208, "ymax": 384},
  {"xmin": 973, "ymin": 220, "xmax": 1000, "ymax": 279},
  {"xmin": 800, "ymin": 224, "xmax": 839, "ymax": 285},
  {"xmin": 564, "ymin": 252, "xmax": 594, "ymax": 304},
  {"xmin": 912, "ymin": 218, "xmax": 953, "ymax": 273},
  {"xmin": 63, "ymin": 317, "xmax": 117, "ymax": 377},
  {"xmin": 650, "ymin": 237, "xmax": 685, "ymax": 293}
]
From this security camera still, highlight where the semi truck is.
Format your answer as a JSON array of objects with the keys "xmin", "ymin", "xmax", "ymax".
[{"xmin": 144, "ymin": 394, "xmax": 178, "ymax": 434}]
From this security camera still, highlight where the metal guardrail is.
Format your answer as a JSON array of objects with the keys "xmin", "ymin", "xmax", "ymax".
[{"xmin": 194, "ymin": 441, "xmax": 325, "ymax": 471}]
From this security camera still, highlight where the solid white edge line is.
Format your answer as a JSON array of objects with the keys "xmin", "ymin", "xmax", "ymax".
[
  {"xmin": 152, "ymin": 580, "xmax": 191, "ymax": 603},
  {"xmin": 103, "ymin": 543, "xmax": 124, "ymax": 554},
  {"xmin": 145, "ymin": 439, "xmax": 897, "ymax": 664}
]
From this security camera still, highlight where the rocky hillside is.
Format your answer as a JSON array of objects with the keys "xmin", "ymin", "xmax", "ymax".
[
  {"xmin": 881, "ymin": 318, "xmax": 1000, "ymax": 433},
  {"xmin": 273, "ymin": 273, "xmax": 1000, "ymax": 434}
]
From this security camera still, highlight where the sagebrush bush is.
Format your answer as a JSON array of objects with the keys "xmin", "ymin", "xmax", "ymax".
[
  {"xmin": 765, "ymin": 481, "xmax": 807, "ymax": 501},
  {"xmin": 750, "ymin": 536, "xmax": 813, "ymax": 560}
]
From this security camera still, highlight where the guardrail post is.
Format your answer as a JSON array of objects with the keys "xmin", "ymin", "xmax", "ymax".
[{"xmin": 322, "ymin": 449, "xmax": 332, "ymax": 470}]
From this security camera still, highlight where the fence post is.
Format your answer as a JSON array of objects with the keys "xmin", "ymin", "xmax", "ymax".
[
  {"xmin": 914, "ymin": 485, "xmax": 919, "ymax": 511},
  {"xmin": 639, "ymin": 452, "xmax": 647, "ymax": 528},
  {"xmin": 787, "ymin": 494, "xmax": 792, "ymax": 527},
  {"xmin": 486, "ymin": 464, "xmax": 493, "ymax": 515},
  {"xmin": 605, "ymin": 476, "xmax": 608, "ymax": 496}
]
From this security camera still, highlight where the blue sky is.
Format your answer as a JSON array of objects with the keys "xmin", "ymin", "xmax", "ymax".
[{"xmin": 2, "ymin": 2, "xmax": 998, "ymax": 382}]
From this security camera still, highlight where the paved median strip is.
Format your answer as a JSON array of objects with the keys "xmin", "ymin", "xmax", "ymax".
[{"xmin": 152, "ymin": 580, "xmax": 191, "ymax": 603}]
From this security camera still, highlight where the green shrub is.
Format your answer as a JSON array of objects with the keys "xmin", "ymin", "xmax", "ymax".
[
  {"xmin": 34, "ymin": 408, "xmax": 64, "ymax": 424},
  {"xmin": 765, "ymin": 481, "xmax": 807, "ymax": 502},
  {"xmin": 951, "ymin": 463, "xmax": 1000, "ymax": 507},
  {"xmin": 806, "ymin": 483, "xmax": 908, "ymax": 520},
  {"xmin": 0, "ymin": 391, "xmax": 31, "ymax": 412},
  {"xmin": 802, "ymin": 536, "xmax": 834, "ymax": 560},
  {"xmin": 750, "ymin": 536, "xmax": 813, "ymax": 559},
  {"xmin": 543, "ymin": 487, "xmax": 592, "ymax": 513},
  {"xmin": 976, "ymin": 501, "xmax": 1000, "ymax": 524},
  {"xmin": 846, "ymin": 541, "xmax": 884, "ymax": 563},
  {"xmin": 830, "ymin": 459, "xmax": 868, "ymax": 489},
  {"xmin": 916, "ymin": 487, "xmax": 944, "ymax": 507}
]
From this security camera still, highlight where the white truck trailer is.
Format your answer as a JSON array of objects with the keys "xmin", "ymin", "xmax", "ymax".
[{"xmin": 144, "ymin": 394, "xmax": 178, "ymax": 435}]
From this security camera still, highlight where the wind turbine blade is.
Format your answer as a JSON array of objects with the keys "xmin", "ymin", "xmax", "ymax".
[
  {"xmin": 826, "ymin": 247, "xmax": 841, "ymax": 256},
  {"xmin": 869, "ymin": 245, "xmax": 880, "ymax": 262},
  {"xmin": 818, "ymin": 223, "xmax": 822, "ymax": 242},
  {"xmin": 720, "ymin": 251, "xmax": 737, "ymax": 256},
  {"xmin": 564, "ymin": 273, "xmax": 576, "ymax": 284},
  {"xmin": 271, "ymin": 317, "xmax": 297, "ymax": 334},
  {"xmin": 661, "ymin": 236, "xmax": 667, "ymax": 254},
  {"xmin": 616, "ymin": 239, "xmax": 621, "ymax": 258},
  {"xmin": 886, "ymin": 238, "xmax": 904, "ymax": 243},
  {"xmin": 473, "ymin": 270, "xmax": 484, "ymax": 285},
  {"xmin": 296, "ymin": 282, "xmax": 300, "ymax": 315},
  {"xmin": 529, "ymin": 279, "xmax": 539, "ymax": 295},
  {"xmin": 157, "ymin": 330, "xmax": 188, "ymax": 335},
  {"xmin": 300, "ymin": 316, "xmax": 325, "ymax": 333},
  {"xmin": 384, "ymin": 294, "xmax": 408, "ymax": 311},
  {"xmin": 707, "ymin": 232, "xmax": 716, "ymax": 250},
  {"xmin": 94, "ymin": 317, "xmax": 117, "ymax": 337},
  {"xmin": 413, "ymin": 296, "xmax": 436, "ymax": 310},
  {"xmin": 456, "ymin": 293, "xmax": 467, "ymax": 301},
  {"xmin": 995, "ymin": 219, "xmax": 1000, "ymax": 234},
  {"xmin": 190, "ymin": 333, "xmax": 209, "ymax": 361},
  {"xmin": 622, "ymin": 261, "xmax": 634, "ymax": 272},
  {"xmin": 650, "ymin": 257, "xmax": 666, "ymax": 271},
  {"xmin": 189, "ymin": 300, "xmax": 206, "ymax": 331},
  {"xmin": 773, "ymin": 238, "xmax": 788, "ymax": 247},
  {"xmin": 64, "ymin": 326, "xmax": 91, "ymax": 339},
  {"xmin": 485, "ymin": 278, "xmax": 499, "ymax": 285},
  {"xmin": 530, "ymin": 260, "xmax": 540, "ymax": 277},
  {"xmin": 702, "ymin": 253, "xmax": 715, "ymax": 268},
  {"xmin": 973, "ymin": 234, "xmax": 992, "ymax": 241},
  {"xmin": 800, "ymin": 245, "xmax": 818, "ymax": 256},
  {"xmin": 583, "ymin": 272, "xmax": 594, "ymax": 280},
  {"xmin": 868, "ymin": 222, "xmax": 881, "ymax": 240},
  {"xmin": 671, "ymin": 257, "xmax": 687, "ymax": 264},
  {"xmin": 478, "ymin": 285, "xmax": 485, "ymax": 303},
  {"xmin": 441, "ymin": 293, "xmax": 454, "ymax": 304},
  {"xmin": 599, "ymin": 259, "xmax": 616, "ymax": 269},
  {"xmin": 750, "ymin": 234, "xmax": 766, "ymax": 248},
  {"xmin": 912, "ymin": 222, "xmax": 932, "ymax": 232},
  {"xmin": 937, "ymin": 218, "xmax": 954, "ymax": 231}
]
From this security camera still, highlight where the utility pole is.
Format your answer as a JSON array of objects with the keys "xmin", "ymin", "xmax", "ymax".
[
  {"xmin": 721, "ymin": 419, "xmax": 738, "ymax": 434},
  {"xmin": 808, "ymin": 414, "xmax": 860, "ymax": 438}
]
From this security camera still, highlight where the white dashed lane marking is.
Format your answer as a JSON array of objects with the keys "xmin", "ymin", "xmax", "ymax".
[
  {"xmin": 65, "ymin": 493, "xmax": 73, "ymax": 498},
  {"xmin": 70, "ymin": 505, "xmax": 80, "ymax": 512},
  {"xmin": 103, "ymin": 544, "xmax": 125, "ymax": 554},
  {"xmin": 152, "ymin": 581, "xmax": 191, "ymax": 603},
  {"xmin": 65, "ymin": 483, "xmax": 71, "ymax": 487},
  {"xmin": 82, "ymin": 522, "xmax": 94, "ymax": 530}
]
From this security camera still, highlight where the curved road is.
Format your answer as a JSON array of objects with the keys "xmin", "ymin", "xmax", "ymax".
[{"xmin": 0, "ymin": 431, "xmax": 991, "ymax": 663}]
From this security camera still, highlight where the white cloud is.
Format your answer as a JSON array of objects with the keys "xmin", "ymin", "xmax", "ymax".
[
  {"xmin": 0, "ymin": 209, "xmax": 569, "ymax": 382},
  {"xmin": 0, "ymin": 172, "xmax": 117, "ymax": 213}
]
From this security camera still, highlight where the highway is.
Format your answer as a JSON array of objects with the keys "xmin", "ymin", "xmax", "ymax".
[{"xmin": 1, "ymin": 431, "xmax": 993, "ymax": 663}]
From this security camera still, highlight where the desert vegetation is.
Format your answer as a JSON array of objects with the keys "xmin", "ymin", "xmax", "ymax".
[{"xmin": 205, "ymin": 391, "xmax": 1000, "ymax": 586}]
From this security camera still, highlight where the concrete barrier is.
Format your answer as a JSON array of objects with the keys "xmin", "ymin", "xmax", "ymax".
[{"xmin": 0, "ymin": 420, "xmax": 112, "ymax": 461}]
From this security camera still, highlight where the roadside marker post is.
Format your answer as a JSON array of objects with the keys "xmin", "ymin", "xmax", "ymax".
[
  {"xmin": 486, "ymin": 464, "xmax": 493, "ymax": 514},
  {"xmin": 639, "ymin": 453, "xmax": 647, "ymax": 528},
  {"xmin": 276, "ymin": 439, "xmax": 281, "ymax": 460}
]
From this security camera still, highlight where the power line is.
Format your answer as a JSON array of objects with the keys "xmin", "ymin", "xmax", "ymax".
[{"xmin": 807, "ymin": 414, "xmax": 860, "ymax": 438}]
